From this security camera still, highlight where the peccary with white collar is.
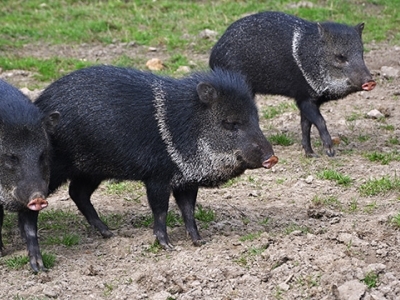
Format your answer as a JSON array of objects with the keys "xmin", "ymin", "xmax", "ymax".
[
  {"xmin": 35, "ymin": 65, "xmax": 278, "ymax": 249},
  {"xmin": 209, "ymin": 11, "xmax": 376, "ymax": 157}
]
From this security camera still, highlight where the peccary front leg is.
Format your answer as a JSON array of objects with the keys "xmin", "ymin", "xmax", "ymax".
[
  {"xmin": 145, "ymin": 180, "xmax": 173, "ymax": 250},
  {"xmin": 18, "ymin": 209, "xmax": 44, "ymax": 272},
  {"xmin": 173, "ymin": 186, "xmax": 204, "ymax": 246},
  {"xmin": 0, "ymin": 206, "xmax": 4, "ymax": 255},
  {"xmin": 69, "ymin": 177, "xmax": 113, "ymax": 238},
  {"xmin": 298, "ymin": 100, "xmax": 335, "ymax": 157}
]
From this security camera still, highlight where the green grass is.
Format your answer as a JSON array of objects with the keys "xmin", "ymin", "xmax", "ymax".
[
  {"xmin": 362, "ymin": 271, "xmax": 379, "ymax": 289},
  {"xmin": 3, "ymin": 252, "xmax": 55, "ymax": 270},
  {"xmin": 268, "ymin": 133, "xmax": 294, "ymax": 146},
  {"xmin": 239, "ymin": 232, "xmax": 262, "ymax": 242},
  {"xmin": 195, "ymin": 205, "xmax": 216, "ymax": 223},
  {"xmin": 359, "ymin": 176, "xmax": 400, "ymax": 196},
  {"xmin": 317, "ymin": 169, "xmax": 352, "ymax": 186},
  {"xmin": 390, "ymin": 212, "xmax": 400, "ymax": 229},
  {"xmin": 364, "ymin": 150, "xmax": 400, "ymax": 165},
  {"xmin": 0, "ymin": 0, "xmax": 399, "ymax": 83},
  {"xmin": 311, "ymin": 195, "xmax": 343, "ymax": 210},
  {"xmin": 262, "ymin": 102, "xmax": 297, "ymax": 119},
  {"xmin": 133, "ymin": 211, "xmax": 183, "ymax": 228}
]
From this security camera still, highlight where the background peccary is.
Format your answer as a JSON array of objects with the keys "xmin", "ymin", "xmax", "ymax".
[
  {"xmin": 0, "ymin": 79, "xmax": 59, "ymax": 272},
  {"xmin": 209, "ymin": 11, "xmax": 376, "ymax": 157},
  {"xmin": 35, "ymin": 65, "xmax": 278, "ymax": 249}
]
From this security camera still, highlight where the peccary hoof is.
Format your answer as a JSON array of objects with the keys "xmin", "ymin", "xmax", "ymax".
[
  {"xmin": 325, "ymin": 148, "xmax": 336, "ymax": 157},
  {"xmin": 193, "ymin": 239, "xmax": 206, "ymax": 247},
  {"xmin": 100, "ymin": 229, "xmax": 114, "ymax": 238}
]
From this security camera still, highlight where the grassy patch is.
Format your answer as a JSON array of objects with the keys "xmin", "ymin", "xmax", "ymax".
[
  {"xmin": 317, "ymin": 169, "xmax": 352, "ymax": 186},
  {"xmin": 104, "ymin": 180, "xmax": 144, "ymax": 202},
  {"xmin": 45, "ymin": 233, "xmax": 80, "ymax": 247},
  {"xmin": 132, "ymin": 211, "xmax": 183, "ymax": 228},
  {"xmin": 262, "ymin": 102, "xmax": 296, "ymax": 119},
  {"xmin": 268, "ymin": 133, "xmax": 294, "ymax": 146},
  {"xmin": 359, "ymin": 176, "xmax": 400, "ymax": 196},
  {"xmin": 195, "ymin": 205, "xmax": 215, "ymax": 223},
  {"xmin": 364, "ymin": 150, "xmax": 400, "ymax": 165},
  {"xmin": 311, "ymin": 195, "xmax": 342, "ymax": 210},
  {"xmin": 239, "ymin": 232, "xmax": 262, "ymax": 242},
  {"xmin": 2, "ymin": 251, "xmax": 55, "ymax": 270},
  {"xmin": 362, "ymin": 271, "xmax": 379, "ymax": 289},
  {"xmin": 390, "ymin": 212, "xmax": 400, "ymax": 229}
]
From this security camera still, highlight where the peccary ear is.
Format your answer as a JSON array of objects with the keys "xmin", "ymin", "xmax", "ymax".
[
  {"xmin": 197, "ymin": 82, "xmax": 219, "ymax": 105},
  {"xmin": 354, "ymin": 23, "xmax": 364, "ymax": 37},
  {"xmin": 43, "ymin": 111, "xmax": 60, "ymax": 133}
]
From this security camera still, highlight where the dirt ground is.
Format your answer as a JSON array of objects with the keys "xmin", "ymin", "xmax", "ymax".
[{"xmin": 0, "ymin": 40, "xmax": 400, "ymax": 300}]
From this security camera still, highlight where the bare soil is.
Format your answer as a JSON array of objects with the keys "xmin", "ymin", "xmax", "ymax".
[{"xmin": 0, "ymin": 41, "xmax": 400, "ymax": 300}]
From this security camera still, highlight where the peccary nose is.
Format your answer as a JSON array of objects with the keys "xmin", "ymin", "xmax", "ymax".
[
  {"xmin": 27, "ymin": 194, "xmax": 48, "ymax": 211},
  {"xmin": 262, "ymin": 155, "xmax": 278, "ymax": 169},
  {"xmin": 362, "ymin": 80, "xmax": 376, "ymax": 91}
]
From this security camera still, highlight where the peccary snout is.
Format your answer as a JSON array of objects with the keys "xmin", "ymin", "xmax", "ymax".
[
  {"xmin": 362, "ymin": 80, "xmax": 376, "ymax": 91},
  {"xmin": 263, "ymin": 155, "xmax": 279, "ymax": 169},
  {"xmin": 27, "ymin": 194, "xmax": 48, "ymax": 211}
]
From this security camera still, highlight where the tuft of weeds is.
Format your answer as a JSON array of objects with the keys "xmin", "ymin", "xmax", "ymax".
[
  {"xmin": 317, "ymin": 169, "xmax": 352, "ymax": 186},
  {"xmin": 364, "ymin": 150, "xmax": 400, "ymax": 165},
  {"xmin": 262, "ymin": 102, "xmax": 296, "ymax": 119},
  {"xmin": 268, "ymin": 133, "xmax": 294, "ymax": 146},
  {"xmin": 45, "ymin": 233, "xmax": 80, "ymax": 247},
  {"xmin": 359, "ymin": 176, "xmax": 400, "ymax": 196},
  {"xmin": 195, "ymin": 205, "xmax": 215, "ymax": 223},
  {"xmin": 390, "ymin": 212, "xmax": 400, "ymax": 229},
  {"xmin": 311, "ymin": 195, "xmax": 342, "ymax": 210},
  {"xmin": 104, "ymin": 180, "xmax": 144, "ymax": 202},
  {"xmin": 4, "ymin": 255, "xmax": 30, "ymax": 270},
  {"xmin": 362, "ymin": 271, "xmax": 379, "ymax": 289},
  {"xmin": 239, "ymin": 232, "xmax": 262, "ymax": 242}
]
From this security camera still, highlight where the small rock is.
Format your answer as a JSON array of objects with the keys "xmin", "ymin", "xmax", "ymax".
[
  {"xmin": 367, "ymin": 109, "xmax": 384, "ymax": 119},
  {"xmin": 305, "ymin": 175, "xmax": 313, "ymax": 184},
  {"xmin": 290, "ymin": 230, "xmax": 302, "ymax": 236},
  {"xmin": 278, "ymin": 282, "xmax": 290, "ymax": 291},
  {"xmin": 199, "ymin": 29, "xmax": 218, "ymax": 39},
  {"xmin": 369, "ymin": 291, "xmax": 386, "ymax": 300},
  {"xmin": 43, "ymin": 287, "xmax": 58, "ymax": 298},
  {"xmin": 148, "ymin": 47, "xmax": 157, "ymax": 52},
  {"xmin": 176, "ymin": 66, "xmax": 191, "ymax": 73},
  {"xmin": 146, "ymin": 58, "xmax": 164, "ymax": 71},
  {"xmin": 381, "ymin": 66, "xmax": 399, "ymax": 78},
  {"xmin": 287, "ymin": 1, "xmax": 314, "ymax": 8},
  {"xmin": 337, "ymin": 280, "xmax": 367, "ymax": 300}
]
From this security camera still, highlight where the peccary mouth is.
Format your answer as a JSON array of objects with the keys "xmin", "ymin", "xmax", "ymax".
[
  {"xmin": 262, "ymin": 155, "xmax": 279, "ymax": 169},
  {"xmin": 27, "ymin": 198, "xmax": 48, "ymax": 211},
  {"xmin": 361, "ymin": 80, "xmax": 376, "ymax": 91}
]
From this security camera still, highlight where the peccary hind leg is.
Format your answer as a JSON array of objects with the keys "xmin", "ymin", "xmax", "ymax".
[
  {"xmin": 173, "ymin": 186, "xmax": 204, "ymax": 246},
  {"xmin": 18, "ymin": 209, "xmax": 44, "ymax": 272},
  {"xmin": 145, "ymin": 180, "xmax": 173, "ymax": 250},
  {"xmin": 298, "ymin": 100, "xmax": 335, "ymax": 157},
  {"xmin": 69, "ymin": 178, "xmax": 113, "ymax": 238}
]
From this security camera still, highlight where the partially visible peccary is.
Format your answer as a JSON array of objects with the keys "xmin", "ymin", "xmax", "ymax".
[
  {"xmin": 209, "ymin": 11, "xmax": 376, "ymax": 157},
  {"xmin": 35, "ymin": 65, "xmax": 278, "ymax": 249},
  {"xmin": 0, "ymin": 79, "xmax": 59, "ymax": 272}
]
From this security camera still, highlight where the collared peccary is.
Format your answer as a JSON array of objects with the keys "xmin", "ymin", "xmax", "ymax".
[
  {"xmin": 209, "ymin": 11, "xmax": 376, "ymax": 157},
  {"xmin": 35, "ymin": 65, "xmax": 278, "ymax": 249},
  {"xmin": 0, "ymin": 79, "xmax": 59, "ymax": 272}
]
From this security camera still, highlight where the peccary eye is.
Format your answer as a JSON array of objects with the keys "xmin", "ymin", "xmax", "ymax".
[
  {"xmin": 222, "ymin": 120, "xmax": 239, "ymax": 131},
  {"xmin": 335, "ymin": 54, "xmax": 347, "ymax": 63}
]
